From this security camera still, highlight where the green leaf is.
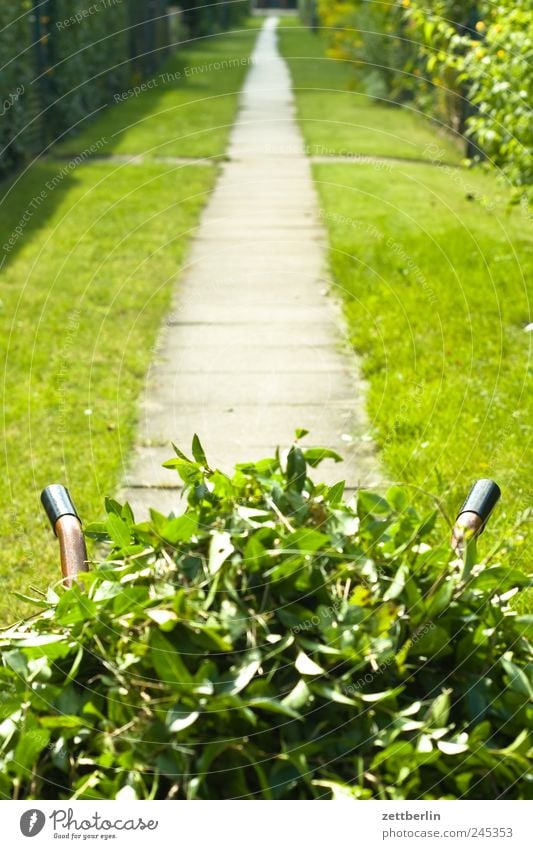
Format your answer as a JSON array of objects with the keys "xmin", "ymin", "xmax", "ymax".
[
  {"xmin": 427, "ymin": 690, "xmax": 451, "ymax": 727},
  {"xmin": 166, "ymin": 705, "xmax": 200, "ymax": 733},
  {"xmin": 328, "ymin": 480, "xmax": 345, "ymax": 505},
  {"xmin": 286, "ymin": 445, "xmax": 307, "ymax": 492},
  {"xmin": 282, "ymin": 679, "xmax": 311, "ymax": 711},
  {"xmin": 424, "ymin": 21, "xmax": 435, "ymax": 45},
  {"xmin": 284, "ymin": 528, "xmax": 329, "ymax": 553},
  {"xmin": 159, "ymin": 514, "xmax": 199, "ymax": 545},
  {"xmin": 501, "ymin": 657, "xmax": 533, "ymax": 699},
  {"xmin": 121, "ymin": 501, "xmax": 135, "ymax": 525},
  {"xmin": 297, "ymin": 637, "xmax": 342, "ymax": 656},
  {"xmin": 295, "ymin": 650, "xmax": 324, "ymax": 676},
  {"xmin": 384, "ymin": 562, "xmax": 409, "ymax": 601},
  {"xmin": 150, "ymin": 631, "xmax": 192, "ymax": 688},
  {"xmin": 218, "ymin": 652, "xmax": 262, "ymax": 695},
  {"xmin": 39, "ymin": 715, "xmax": 86, "ymax": 729},
  {"xmin": 9, "ymin": 635, "xmax": 73, "ymax": 661},
  {"xmin": 106, "ymin": 513, "xmax": 131, "ymax": 549},
  {"xmin": 191, "ymin": 434, "xmax": 208, "ymax": 466},
  {"xmin": 83, "ymin": 521, "xmax": 108, "ymax": 541},
  {"xmin": 409, "ymin": 625, "xmax": 451, "ymax": 657},
  {"xmin": 359, "ymin": 686, "xmax": 404, "ymax": 703},
  {"xmin": 461, "ymin": 537, "xmax": 478, "ymax": 582},
  {"xmin": 426, "ymin": 53, "xmax": 437, "ymax": 74},
  {"xmin": 425, "ymin": 581, "xmax": 454, "ymax": 619},
  {"xmin": 208, "ymin": 531, "xmax": 234, "ymax": 575},
  {"xmin": 515, "ymin": 615, "xmax": 533, "ymax": 640},
  {"xmin": 349, "ymin": 585, "xmax": 372, "ymax": 606},
  {"xmin": 357, "ymin": 491, "xmax": 390, "ymax": 517},
  {"xmin": 311, "ymin": 683, "xmax": 359, "ymax": 706},
  {"xmin": 147, "ymin": 609, "xmax": 178, "ymax": 630},
  {"xmin": 162, "ymin": 457, "xmax": 200, "ymax": 485},
  {"xmin": 244, "ymin": 533, "xmax": 268, "ymax": 571},
  {"xmin": 14, "ymin": 727, "xmax": 51, "ymax": 773},
  {"xmin": 469, "ymin": 567, "xmax": 532, "ymax": 593},
  {"xmin": 11, "ymin": 592, "xmax": 50, "ymax": 609},
  {"xmin": 171, "ymin": 442, "xmax": 192, "ymax": 462},
  {"xmin": 437, "ymin": 739, "xmax": 469, "ymax": 756},
  {"xmin": 304, "ymin": 447, "xmax": 343, "ymax": 468},
  {"xmin": 3, "ymin": 650, "xmax": 29, "ymax": 678},
  {"xmin": 104, "ymin": 496, "xmax": 124, "ymax": 517},
  {"xmin": 416, "ymin": 511, "xmax": 437, "ymax": 538},
  {"xmin": 246, "ymin": 698, "xmax": 301, "ymax": 719},
  {"xmin": 313, "ymin": 780, "xmax": 370, "ymax": 800},
  {"xmin": 371, "ymin": 740, "xmax": 414, "ymax": 769},
  {"xmin": 55, "ymin": 587, "xmax": 97, "ymax": 626},
  {"xmin": 386, "ymin": 486, "xmax": 409, "ymax": 511}
]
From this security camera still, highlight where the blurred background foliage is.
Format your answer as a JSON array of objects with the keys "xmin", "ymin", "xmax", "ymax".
[
  {"xmin": 305, "ymin": 0, "xmax": 532, "ymax": 194},
  {"xmin": 0, "ymin": 1, "xmax": 250, "ymax": 177}
]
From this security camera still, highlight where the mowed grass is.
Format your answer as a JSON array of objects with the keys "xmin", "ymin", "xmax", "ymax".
[
  {"xmin": 0, "ymin": 161, "xmax": 215, "ymax": 621},
  {"xmin": 280, "ymin": 21, "xmax": 532, "ymax": 574},
  {"xmin": 55, "ymin": 22, "xmax": 261, "ymax": 159},
  {"xmin": 278, "ymin": 19, "xmax": 462, "ymax": 164},
  {"xmin": 0, "ymin": 24, "xmax": 260, "ymax": 622}
]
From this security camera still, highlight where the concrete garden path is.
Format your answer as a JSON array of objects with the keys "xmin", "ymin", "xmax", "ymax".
[{"xmin": 122, "ymin": 16, "xmax": 380, "ymax": 517}]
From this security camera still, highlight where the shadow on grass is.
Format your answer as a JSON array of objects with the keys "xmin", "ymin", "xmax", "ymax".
[
  {"xmin": 0, "ymin": 163, "xmax": 77, "ymax": 275},
  {"xmin": 50, "ymin": 28, "xmax": 257, "ymax": 161}
]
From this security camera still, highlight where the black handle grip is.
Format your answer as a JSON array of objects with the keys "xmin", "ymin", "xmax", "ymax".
[
  {"xmin": 41, "ymin": 485, "xmax": 80, "ymax": 535},
  {"xmin": 456, "ymin": 479, "xmax": 501, "ymax": 531}
]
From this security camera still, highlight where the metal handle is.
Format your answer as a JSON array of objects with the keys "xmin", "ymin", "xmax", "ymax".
[
  {"xmin": 41, "ymin": 485, "xmax": 88, "ymax": 585},
  {"xmin": 451, "ymin": 479, "xmax": 501, "ymax": 553}
]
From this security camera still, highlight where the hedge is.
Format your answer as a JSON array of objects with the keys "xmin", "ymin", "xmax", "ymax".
[
  {"xmin": 0, "ymin": 3, "xmax": 41, "ymax": 175},
  {"xmin": 0, "ymin": 1, "xmax": 249, "ymax": 178}
]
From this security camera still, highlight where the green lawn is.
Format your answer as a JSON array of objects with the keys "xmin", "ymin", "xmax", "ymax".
[
  {"xmin": 55, "ymin": 23, "xmax": 261, "ymax": 160},
  {"xmin": 278, "ymin": 19, "xmax": 462, "ymax": 164},
  {"xmin": 0, "ymin": 23, "xmax": 259, "ymax": 623},
  {"xmin": 279, "ymin": 20, "xmax": 532, "ymax": 575}
]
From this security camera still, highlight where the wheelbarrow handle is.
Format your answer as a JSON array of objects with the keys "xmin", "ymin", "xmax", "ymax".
[
  {"xmin": 451, "ymin": 479, "xmax": 501, "ymax": 553},
  {"xmin": 40, "ymin": 478, "xmax": 499, "ymax": 578},
  {"xmin": 41, "ymin": 485, "xmax": 88, "ymax": 586}
]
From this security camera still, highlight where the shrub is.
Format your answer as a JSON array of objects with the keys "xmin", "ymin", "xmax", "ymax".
[
  {"xmin": 457, "ymin": 0, "xmax": 533, "ymax": 189},
  {"xmin": 0, "ymin": 436, "xmax": 531, "ymax": 800},
  {"xmin": 402, "ymin": 0, "xmax": 533, "ymax": 188},
  {"xmin": 317, "ymin": 0, "xmax": 416, "ymax": 103},
  {"xmin": 47, "ymin": 0, "xmax": 132, "ymax": 139},
  {"xmin": 316, "ymin": 1, "xmax": 533, "ymax": 192}
]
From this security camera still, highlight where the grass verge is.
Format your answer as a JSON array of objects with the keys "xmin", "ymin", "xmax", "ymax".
[
  {"xmin": 0, "ymin": 23, "xmax": 260, "ymax": 622},
  {"xmin": 54, "ymin": 23, "xmax": 260, "ymax": 160},
  {"xmin": 279, "ymin": 19, "xmax": 532, "ymax": 578},
  {"xmin": 278, "ymin": 19, "xmax": 462, "ymax": 164}
]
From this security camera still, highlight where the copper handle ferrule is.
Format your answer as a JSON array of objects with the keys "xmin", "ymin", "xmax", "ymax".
[
  {"xmin": 55, "ymin": 513, "xmax": 89, "ymax": 586},
  {"xmin": 41, "ymin": 484, "xmax": 89, "ymax": 585}
]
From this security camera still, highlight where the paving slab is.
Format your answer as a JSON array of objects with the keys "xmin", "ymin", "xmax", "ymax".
[
  {"xmin": 118, "ymin": 487, "xmax": 185, "ymax": 521},
  {"xmin": 124, "ymin": 17, "xmax": 381, "ymax": 519},
  {"xmin": 152, "ymin": 343, "xmax": 346, "ymax": 374},
  {"xmin": 137, "ymin": 402, "xmax": 370, "ymax": 446},
  {"xmin": 167, "ymin": 304, "xmax": 337, "ymax": 324},
  {"xmin": 125, "ymin": 444, "xmax": 378, "ymax": 492},
  {"xmin": 160, "ymin": 322, "xmax": 341, "ymax": 347},
  {"xmin": 140, "ymin": 370, "xmax": 356, "ymax": 408}
]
